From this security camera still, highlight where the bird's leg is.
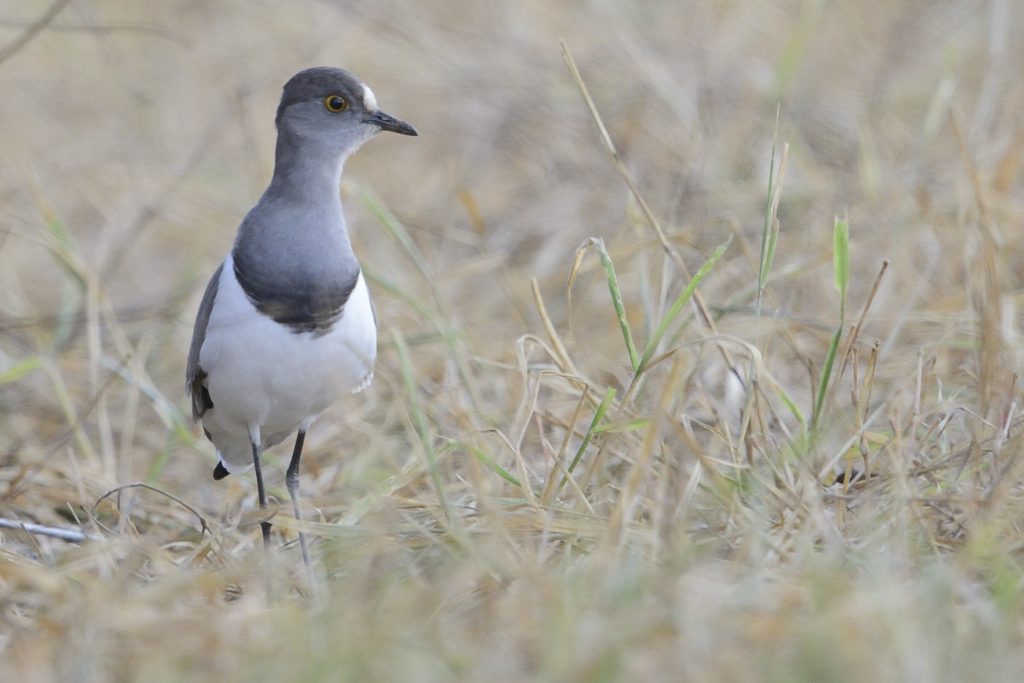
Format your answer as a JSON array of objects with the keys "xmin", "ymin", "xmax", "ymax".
[
  {"xmin": 286, "ymin": 429, "xmax": 315, "ymax": 589},
  {"xmin": 250, "ymin": 428, "xmax": 273, "ymax": 600},
  {"xmin": 252, "ymin": 441, "xmax": 272, "ymax": 544}
]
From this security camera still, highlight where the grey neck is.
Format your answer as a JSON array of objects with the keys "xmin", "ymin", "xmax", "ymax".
[
  {"xmin": 265, "ymin": 126, "xmax": 347, "ymax": 206},
  {"xmin": 230, "ymin": 125, "xmax": 362, "ymax": 335}
]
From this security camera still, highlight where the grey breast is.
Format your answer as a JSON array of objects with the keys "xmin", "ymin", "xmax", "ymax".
[{"xmin": 231, "ymin": 221, "xmax": 360, "ymax": 336}]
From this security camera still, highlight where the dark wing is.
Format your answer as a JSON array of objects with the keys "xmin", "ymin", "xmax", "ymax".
[{"xmin": 185, "ymin": 263, "xmax": 224, "ymax": 421}]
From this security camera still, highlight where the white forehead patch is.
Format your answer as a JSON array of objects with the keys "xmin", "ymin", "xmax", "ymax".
[{"xmin": 361, "ymin": 84, "xmax": 378, "ymax": 112}]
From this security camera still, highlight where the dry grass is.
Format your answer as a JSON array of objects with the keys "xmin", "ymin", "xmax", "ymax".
[{"xmin": 3, "ymin": 0, "xmax": 1024, "ymax": 680}]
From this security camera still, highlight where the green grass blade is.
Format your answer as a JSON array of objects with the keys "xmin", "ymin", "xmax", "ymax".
[
  {"xmin": 0, "ymin": 357, "xmax": 43, "ymax": 384},
  {"xmin": 357, "ymin": 184, "xmax": 431, "ymax": 279},
  {"xmin": 448, "ymin": 439, "xmax": 523, "ymax": 488},
  {"xmin": 756, "ymin": 122, "xmax": 779, "ymax": 314},
  {"xmin": 758, "ymin": 218, "xmax": 780, "ymax": 315},
  {"xmin": 594, "ymin": 240, "xmax": 639, "ymax": 370},
  {"xmin": 810, "ymin": 216, "xmax": 852, "ymax": 432},
  {"xmin": 775, "ymin": 383, "xmax": 806, "ymax": 428},
  {"xmin": 362, "ymin": 266, "xmax": 437, "ymax": 321},
  {"xmin": 774, "ymin": 2, "xmax": 820, "ymax": 97},
  {"xmin": 637, "ymin": 236, "xmax": 732, "ymax": 373},
  {"xmin": 394, "ymin": 329, "xmax": 450, "ymax": 520},
  {"xmin": 570, "ymin": 238, "xmax": 639, "ymax": 370},
  {"xmin": 833, "ymin": 215, "xmax": 849, "ymax": 303},
  {"xmin": 812, "ymin": 325, "xmax": 843, "ymax": 432},
  {"xmin": 562, "ymin": 387, "xmax": 616, "ymax": 488},
  {"xmin": 593, "ymin": 417, "xmax": 650, "ymax": 434}
]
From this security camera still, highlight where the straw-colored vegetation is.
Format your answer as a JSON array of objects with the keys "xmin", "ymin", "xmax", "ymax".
[{"xmin": 3, "ymin": 1, "xmax": 1024, "ymax": 680}]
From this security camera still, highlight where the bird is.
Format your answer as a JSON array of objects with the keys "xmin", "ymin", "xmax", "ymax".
[{"xmin": 185, "ymin": 67, "xmax": 416, "ymax": 579}]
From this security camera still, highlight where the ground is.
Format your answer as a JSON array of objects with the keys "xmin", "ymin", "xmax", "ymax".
[{"xmin": 2, "ymin": 1, "xmax": 1024, "ymax": 681}]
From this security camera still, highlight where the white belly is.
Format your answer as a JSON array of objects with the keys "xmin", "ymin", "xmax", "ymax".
[{"xmin": 198, "ymin": 253, "xmax": 376, "ymax": 471}]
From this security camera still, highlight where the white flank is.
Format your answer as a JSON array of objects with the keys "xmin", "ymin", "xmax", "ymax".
[{"xmin": 198, "ymin": 253, "xmax": 377, "ymax": 472}]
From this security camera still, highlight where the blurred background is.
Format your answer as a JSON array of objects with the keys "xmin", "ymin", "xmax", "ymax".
[{"xmin": 2, "ymin": 0, "xmax": 1024, "ymax": 680}]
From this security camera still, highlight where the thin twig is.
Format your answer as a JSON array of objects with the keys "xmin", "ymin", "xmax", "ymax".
[
  {"xmin": 0, "ymin": 517, "xmax": 99, "ymax": 543},
  {"xmin": 0, "ymin": 18, "xmax": 187, "ymax": 45},
  {"xmin": 91, "ymin": 482, "xmax": 210, "ymax": 537},
  {"xmin": 0, "ymin": 0, "xmax": 72, "ymax": 65},
  {"xmin": 838, "ymin": 259, "xmax": 889, "ymax": 381}
]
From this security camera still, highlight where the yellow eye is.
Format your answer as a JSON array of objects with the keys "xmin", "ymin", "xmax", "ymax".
[{"xmin": 323, "ymin": 95, "xmax": 348, "ymax": 112}]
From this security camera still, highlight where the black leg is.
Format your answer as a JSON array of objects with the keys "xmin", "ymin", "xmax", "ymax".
[
  {"xmin": 286, "ymin": 429, "xmax": 314, "ymax": 585},
  {"xmin": 251, "ymin": 437, "xmax": 273, "ymax": 600}
]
